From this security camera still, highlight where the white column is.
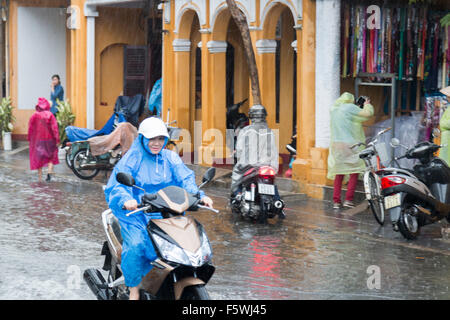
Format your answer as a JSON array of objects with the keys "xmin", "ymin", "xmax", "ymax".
[
  {"xmin": 206, "ymin": 41, "xmax": 227, "ymax": 54},
  {"xmin": 315, "ymin": 0, "xmax": 341, "ymax": 148},
  {"xmin": 172, "ymin": 39, "xmax": 191, "ymax": 52},
  {"xmin": 255, "ymin": 39, "xmax": 277, "ymax": 54},
  {"xmin": 85, "ymin": 5, "xmax": 98, "ymax": 130}
]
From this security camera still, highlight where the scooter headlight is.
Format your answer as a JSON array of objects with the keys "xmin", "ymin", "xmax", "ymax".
[
  {"xmin": 152, "ymin": 234, "xmax": 191, "ymax": 266},
  {"xmin": 185, "ymin": 230, "xmax": 213, "ymax": 267}
]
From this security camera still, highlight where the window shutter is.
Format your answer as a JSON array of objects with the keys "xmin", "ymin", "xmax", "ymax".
[{"xmin": 124, "ymin": 45, "xmax": 147, "ymax": 97}]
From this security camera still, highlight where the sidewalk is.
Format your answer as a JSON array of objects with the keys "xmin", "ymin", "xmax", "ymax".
[{"xmin": 0, "ymin": 141, "xmax": 308, "ymax": 202}]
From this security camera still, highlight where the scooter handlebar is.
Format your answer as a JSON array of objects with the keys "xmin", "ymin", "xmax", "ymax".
[{"xmin": 197, "ymin": 204, "xmax": 219, "ymax": 213}]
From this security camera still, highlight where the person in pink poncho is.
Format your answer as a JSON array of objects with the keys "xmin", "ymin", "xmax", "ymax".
[{"xmin": 28, "ymin": 97, "xmax": 60, "ymax": 181}]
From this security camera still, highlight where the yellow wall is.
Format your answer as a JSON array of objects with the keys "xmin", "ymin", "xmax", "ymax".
[
  {"xmin": 9, "ymin": 3, "xmax": 146, "ymax": 136},
  {"xmin": 166, "ymin": 1, "xmax": 311, "ymax": 170},
  {"xmin": 94, "ymin": 7, "xmax": 146, "ymax": 129}
]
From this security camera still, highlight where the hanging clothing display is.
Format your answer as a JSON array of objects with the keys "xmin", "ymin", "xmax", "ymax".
[
  {"xmin": 422, "ymin": 93, "xmax": 448, "ymax": 141},
  {"xmin": 341, "ymin": 2, "xmax": 450, "ymax": 92}
]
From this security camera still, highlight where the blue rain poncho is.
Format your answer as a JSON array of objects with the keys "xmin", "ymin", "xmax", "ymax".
[
  {"xmin": 327, "ymin": 92, "xmax": 374, "ymax": 180},
  {"xmin": 104, "ymin": 135, "xmax": 205, "ymax": 287},
  {"xmin": 148, "ymin": 79, "xmax": 162, "ymax": 117}
]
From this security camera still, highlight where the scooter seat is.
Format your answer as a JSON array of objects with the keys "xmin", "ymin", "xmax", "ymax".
[
  {"xmin": 104, "ymin": 211, "xmax": 123, "ymax": 246},
  {"xmin": 359, "ymin": 148, "xmax": 375, "ymax": 159}
]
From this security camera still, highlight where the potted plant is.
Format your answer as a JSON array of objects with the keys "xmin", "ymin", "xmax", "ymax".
[
  {"xmin": 55, "ymin": 99, "xmax": 75, "ymax": 159},
  {"xmin": 0, "ymin": 97, "xmax": 15, "ymax": 151}
]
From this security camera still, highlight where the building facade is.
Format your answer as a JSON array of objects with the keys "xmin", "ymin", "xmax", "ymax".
[
  {"xmin": 7, "ymin": 0, "xmax": 345, "ymax": 199},
  {"xmin": 161, "ymin": 0, "xmax": 339, "ymax": 198}
]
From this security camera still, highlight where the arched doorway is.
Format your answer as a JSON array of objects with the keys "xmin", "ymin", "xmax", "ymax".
[
  {"xmin": 173, "ymin": 9, "xmax": 202, "ymax": 156},
  {"xmin": 226, "ymin": 18, "xmax": 250, "ymax": 114},
  {"xmin": 262, "ymin": 4, "xmax": 297, "ymax": 167},
  {"xmin": 97, "ymin": 43, "xmax": 125, "ymax": 129},
  {"xmin": 208, "ymin": 7, "xmax": 249, "ymax": 162}
]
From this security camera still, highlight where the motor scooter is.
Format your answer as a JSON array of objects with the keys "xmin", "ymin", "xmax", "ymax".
[
  {"xmin": 84, "ymin": 168, "xmax": 218, "ymax": 299},
  {"xmin": 380, "ymin": 139, "xmax": 450, "ymax": 239},
  {"xmin": 231, "ymin": 165, "xmax": 285, "ymax": 223}
]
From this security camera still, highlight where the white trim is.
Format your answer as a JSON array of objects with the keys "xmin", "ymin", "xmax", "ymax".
[
  {"xmin": 174, "ymin": 2, "xmax": 206, "ymax": 34},
  {"xmin": 85, "ymin": 0, "xmax": 143, "ymax": 7},
  {"xmin": 315, "ymin": 0, "xmax": 341, "ymax": 149},
  {"xmin": 260, "ymin": 0, "xmax": 298, "ymax": 30},
  {"xmin": 206, "ymin": 40, "xmax": 227, "ymax": 54},
  {"xmin": 164, "ymin": 0, "xmax": 171, "ymax": 24},
  {"xmin": 172, "ymin": 38, "xmax": 191, "ymax": 52},
  {"xmin": 210, "ymin": 2, "xmax": 251, "ymax": 31},
  {"xmin": 86, "ymin": 14, "xmax": 97, "ymax": 130},
  {"xmin": 256, "ymin": 39, "xmax": 277, "ymax": 54},
  {"xmin": 291, "ymin": 40, "xmax": 297, "ymax": 53}
]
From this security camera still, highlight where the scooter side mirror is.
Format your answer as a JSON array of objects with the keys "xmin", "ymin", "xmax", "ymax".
[
  {"xmin": 390, "ymin": 138, "xmax": 401, "ymax": 148},
  {"xmin": 116, "ymin": 172, "xmax": 135, "ymax": 187},
  {"xmin": 202, "ymin": 167, "xmax": 216, "ymax": 183}
]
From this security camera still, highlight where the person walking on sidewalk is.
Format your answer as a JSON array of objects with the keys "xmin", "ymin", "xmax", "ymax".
[
  {"xmin": 50, "ymin": 74, "xmax": 64, "ymax": 115},
  {"xmin": 28, "ymin": 97, "xmax": 60, "ymax": 182},
  {"xmin": 327, "ymin": 92, "xmax": 374, "ymax": 209}
]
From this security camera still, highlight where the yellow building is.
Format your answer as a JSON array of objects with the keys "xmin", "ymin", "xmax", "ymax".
[
  {"xmin": 161, "ymin": 0, "xmax": 323, "ymax": 198},
  {"xmin": 7, "ymin": 0, "xmax": 333, "ymax": 199}
]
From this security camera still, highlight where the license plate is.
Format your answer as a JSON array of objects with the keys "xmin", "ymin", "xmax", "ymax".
[
  {"xmin": 384, "ymin": 193, "xmax": 401, "ymax": 209},
  {"xmin": 258, "ymin": 183, "xmax": 275, "ymax": 195}
]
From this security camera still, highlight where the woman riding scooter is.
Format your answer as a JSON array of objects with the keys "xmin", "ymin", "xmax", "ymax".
[{"xmin": 104, "ymin": 117, "xmax": 213, "ymax": 300}]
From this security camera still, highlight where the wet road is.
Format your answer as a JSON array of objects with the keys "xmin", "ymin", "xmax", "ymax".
[{"xmin": 1, "ymin": 148, "xmax": 450, "ymax": 299}]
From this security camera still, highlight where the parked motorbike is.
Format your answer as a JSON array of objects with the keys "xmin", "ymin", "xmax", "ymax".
[
  {"xmin": 226, "ymin": 99, "xmax": 249, "ymax": 163},
  {"xmin": 380, "ymin": 140, "xmax": 450, "ymax": 239},
  {"xmin": 164, "ymin": 108, "xmax": 182, "ymax": 155},
  {"xmin": 84, "ymin": 167, "xmax": 218, "ymax": 300},
  {"xmin": 226, "ymin": 98, "xmax": 249, "ymax": 131},
  {"xmin": 284, "ymin": 131, "xmax": 297, "ymax": 178},
  {"xmin": 68, "ymin": 140, "xmax": 122, "ymax": 180},
  {"xmin": 231, "ymin": 165, "xmax": 285, "ymax": 223}
]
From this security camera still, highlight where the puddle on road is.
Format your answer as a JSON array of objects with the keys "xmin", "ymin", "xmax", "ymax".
[{"xmin": 0, "ymin": 168, "xmax": 449, "ymax": 299}]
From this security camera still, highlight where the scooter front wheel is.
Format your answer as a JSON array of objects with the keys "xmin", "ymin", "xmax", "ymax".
[
  {"xmin": 180, "ymin": 284, "xmax": 211, "ymax": 300},
  {"xmin": 72, "ymin": 149, "xmax": 100, "ymax": 180},
  {"xmin": 398, "ymin": 206, "xmax": 421, "ymax": 240}
]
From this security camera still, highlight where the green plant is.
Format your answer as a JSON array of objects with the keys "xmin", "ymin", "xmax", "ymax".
[
  {"xmin": 55, "ymin": 99, "xmax": 75, "ymax": 143},
  {"xmin": 0, "ymin": 97, "xmax": 15, "ymax": 134}
]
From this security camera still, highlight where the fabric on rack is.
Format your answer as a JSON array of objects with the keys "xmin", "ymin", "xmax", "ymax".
[
  {"xmin": 341, "ymin": 3, "xmax": 449, "ymax": 93},
  {"xmin": 87, "ymin": 122, "xmax": 138, "ymax": 157}
]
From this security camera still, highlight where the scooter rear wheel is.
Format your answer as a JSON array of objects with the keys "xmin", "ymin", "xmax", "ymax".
[
  {"xmin": 398, "ymin": 206, "xmax": 421, "ymax": 240},
  {"xmin": 180, "ymin": 284, "xmax": 211, "ymax": 300}
]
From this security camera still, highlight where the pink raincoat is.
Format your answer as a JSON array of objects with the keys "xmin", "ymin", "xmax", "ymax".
[{"xmin": 28, "ymin": 98, "xmax": 60, "ymax": 170}]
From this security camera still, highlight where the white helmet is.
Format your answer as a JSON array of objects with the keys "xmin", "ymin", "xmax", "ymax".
[{"xmin": 138, "ymin": 117, "xmax": 169, "ymax": 139}]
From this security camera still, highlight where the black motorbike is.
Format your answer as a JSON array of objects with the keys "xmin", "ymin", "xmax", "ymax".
[
  {"xmin": 226, "ymin": 99, "xmax": 249, "ymax": 163},
  {"xmin": 381, "ymin": 140, "xmax": 450, "ymax": 239},
  {"xmin": 231, "ymin": 165, "xmax": 285, "ymax": 223},
  {"xmin": 84, "ymin": 168, "xmax": 218, "ymax": 300},
  {"xmin": 226, "ymin": 98, "xmax": 249, "ymax": 131}
]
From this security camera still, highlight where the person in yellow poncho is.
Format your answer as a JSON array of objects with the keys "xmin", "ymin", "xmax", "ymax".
[
  {"xmin": 327, "ymin": 92, "xmax": 374, "ymax": 209},
  {"xmin": 439, "ymin": 86, "xmax": 450, "ymax": 165}
]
